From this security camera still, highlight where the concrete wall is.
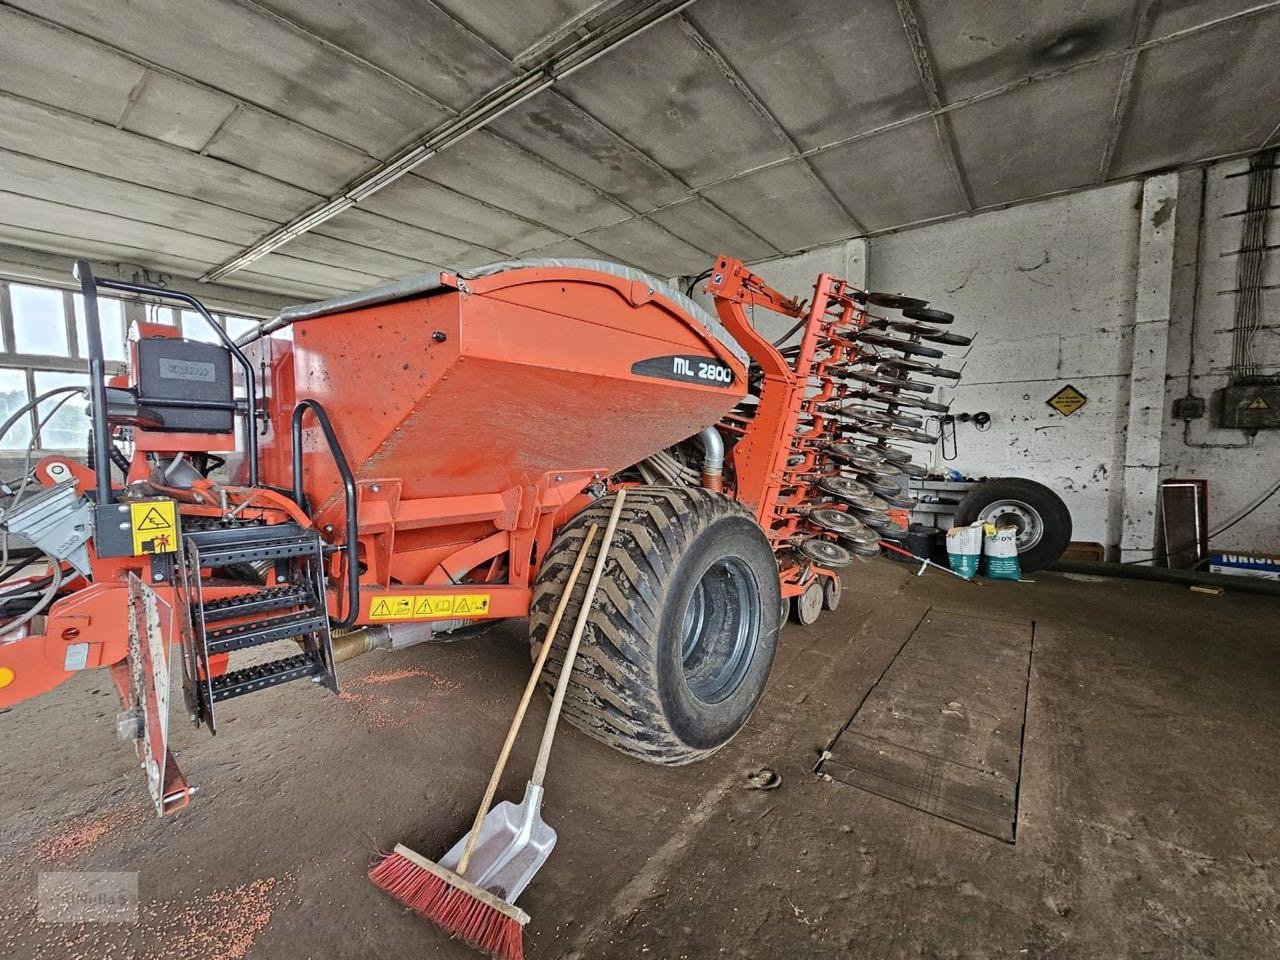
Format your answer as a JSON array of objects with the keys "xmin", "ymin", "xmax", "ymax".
[
  {"xmin": 1161, "ymin": 159, "xmax": 1280, "ymax": 551},
  {"xmin": 867, "ymin": 184, "xmax": 1142, "ymax": 549},
  {"xmin": 688, "ymin": 160, "xmax": 1279, "ymax": 558}
]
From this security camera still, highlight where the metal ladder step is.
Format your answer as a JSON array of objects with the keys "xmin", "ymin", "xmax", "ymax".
[
  {"xmin": 196, "ymin": 534, "xmax": 322, "ymax": 567},
  {"xmin": 205, "ymin": 610, "xmax": 330, "ymax": 655},
  {"xmin": 182, "ymin": 520, "xmax": 339, "ymax": 730},
  {"xmin": 208, "ymin": 653, "xmax": 324, "ymax": 703},
  {"xmin": 201, "ymin": 585, "xmax": 311, "ymax": 623}
]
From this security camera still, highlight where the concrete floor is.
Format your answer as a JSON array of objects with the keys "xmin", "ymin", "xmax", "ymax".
[{"xmin": 1, "ymin": 561, "xmax": 1277, "ymax": 959}]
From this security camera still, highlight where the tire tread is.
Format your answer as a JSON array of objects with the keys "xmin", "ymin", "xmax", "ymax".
[{"xmin": 529, "ymin": 486, "xmax": 756, "ymax": 765}]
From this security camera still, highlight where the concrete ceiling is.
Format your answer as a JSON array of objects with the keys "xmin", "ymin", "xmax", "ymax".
[{"xmin": 0, "ymin": 0, "xmax": 1277, "ymax": 309}]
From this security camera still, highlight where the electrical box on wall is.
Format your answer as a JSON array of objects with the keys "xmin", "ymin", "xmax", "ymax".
[
  {"xmin": 1172, "ymin": 396, "xmax": 1206, "ymax": 420},
  {"xmin": 1218, "ymin": 383, "xmax": 1280, "ymax": 430}
]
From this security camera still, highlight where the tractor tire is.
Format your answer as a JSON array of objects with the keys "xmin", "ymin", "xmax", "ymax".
[
  {"xmin": 529, "ymin": 486, "xmax": 781, "ymax": 766},
  {"xmin": 954, "ymin": 477, "xmax": 1072, "ymax": 573}
]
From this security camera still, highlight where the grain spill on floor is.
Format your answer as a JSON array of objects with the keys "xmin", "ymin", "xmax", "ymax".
[
  {"xmin": 154, "ymin": 875, "xmax": 292, "ymax": 960},
  {"xmin": 0, "ymin": 874, "xmax": 293, "ymax": 960},
  {"xmin": 32, "ymin": 803, "xmax": 149, "ymax": 864},
  {"xmin": 336, "ymin": 664, "xmax": 462, "ymax": 728}
]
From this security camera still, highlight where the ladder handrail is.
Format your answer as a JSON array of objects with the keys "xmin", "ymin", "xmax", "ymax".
[
  {"xmin": 72, "ymin": 261, "xmax": 117, "ymax": 505},
  {"xmin": 290, "ymin": 399, "xmax": 360, "ymax": 627},
  {"xmin": 71, "ymin": 261, "xmax": 262, "ymax": 489}
]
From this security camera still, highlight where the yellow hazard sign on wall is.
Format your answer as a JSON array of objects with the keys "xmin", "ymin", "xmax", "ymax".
[
  {"xmin": 1047, "ymin": 384, "xmax": 1088, "ymax": 417},
  {"xmin": 368, "ymin": 594, "xmax": 492, "ymax": 621},
  {"xmin": 130, "ymin": 500, "xmax": 177, "ymax": 555}
]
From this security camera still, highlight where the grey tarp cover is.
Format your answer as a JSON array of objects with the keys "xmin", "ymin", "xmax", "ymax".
[{"xmin": 239, "ymin": 258, "xmax": 745, "ymax": 364}]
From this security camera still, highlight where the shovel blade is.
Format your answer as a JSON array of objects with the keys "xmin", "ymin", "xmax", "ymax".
[{"xmin": 439, "ymin": 782, "xmax": 556, "ymax": 904}]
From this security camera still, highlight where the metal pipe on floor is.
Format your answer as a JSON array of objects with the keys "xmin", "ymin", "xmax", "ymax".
[{"xmin": 1050, "ymin": 559, "xmax": 1280, "ymax": 598}]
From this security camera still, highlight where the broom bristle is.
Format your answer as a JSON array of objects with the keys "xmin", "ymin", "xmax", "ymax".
[{"xmin": 369, "ymin": 850, "xmax": 525, "ymax": 960}]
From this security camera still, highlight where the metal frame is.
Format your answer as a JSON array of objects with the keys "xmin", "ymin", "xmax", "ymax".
[
  {"xmin": 706, "ymin": 256, "xmax": 872, "ymax": 597},
  {"xmin": 73, "ymin": 262, "xmax": 261, "ymax": 488},
  {"xmin": 200, "ymin": 0, "xmax": 701, "ymax": 281},
  {"xmin": 0, "ymin": 276, "xmax": 253, "ymax": 457}
]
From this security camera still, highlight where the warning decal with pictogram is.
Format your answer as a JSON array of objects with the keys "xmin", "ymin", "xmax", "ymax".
[
  {"xmin": 129, "ymin": 500, "xmax": 177, "ymax": 555},
  {"xmin": 1046, "ymin": 384, "xmax": 1088, "ymax": 417},
  {"xmin": 368, "ymin": 593, "xmax": 493, "ymax": 620}
]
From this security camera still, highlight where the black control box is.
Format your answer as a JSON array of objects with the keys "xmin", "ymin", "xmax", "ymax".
[
  {"xmin": 136, "ymin": 337, "xmax": 234, "ymax": 433},
  {"xmin": 1172, "ymin": 395, "xmax": 1206, "ymax": 420},
  {"xmin": 1219, "ymin": 383, "xmax": 1280, "ymax": 430}
]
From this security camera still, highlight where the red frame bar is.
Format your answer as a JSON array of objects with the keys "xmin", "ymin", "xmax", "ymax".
[{"xmin": 705, "ymin": 257, "xmax": 872, "ymax": 597}]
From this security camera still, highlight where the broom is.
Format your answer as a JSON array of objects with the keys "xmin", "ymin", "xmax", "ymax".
[{"xmin": 371, "ymin": 492, "xmax": 625, "ymax": 959}]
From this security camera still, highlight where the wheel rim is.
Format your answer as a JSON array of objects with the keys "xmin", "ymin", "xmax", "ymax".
[
  {"xmin": 798, "ymin": 582, "xmax": 822, "ymax": 623},
  {"xmin": 824, "ymin": 576, "xmax": 842, "ymax": 610},
  {"xmin": 680, "ymin": 557, "xmax": 762, "ymax": 705},
  {"xmin": 976, "ymin": 498, "xmax": 1044, "ymax": 550}
]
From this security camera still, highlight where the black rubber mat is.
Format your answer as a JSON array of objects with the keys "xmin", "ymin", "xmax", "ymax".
[{"xmin": 817, "ymin": 608, "xmax": 1034, "ymax": 842}]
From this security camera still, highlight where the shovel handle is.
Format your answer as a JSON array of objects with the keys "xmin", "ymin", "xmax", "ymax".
[
  {"xmin": 531, "ymin": 489, "xmax": 627, "ymax": 788},
  {"xmin": 457, "ymin": 523, "xmax": 600, "ymax": 875}
]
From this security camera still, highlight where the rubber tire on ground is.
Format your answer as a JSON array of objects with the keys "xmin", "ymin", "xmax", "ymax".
[
  {"xmin": 954, "ymin": 477, "xmax": 1072, "ymax": 573},
  {"xmin": 529, "ymin": 486, "xmax": 781, "ymax": 766}
]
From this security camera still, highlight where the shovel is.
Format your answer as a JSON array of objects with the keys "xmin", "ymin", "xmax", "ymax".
[{"xmin": 436, "ymin": 490, "xmax": 628, "ymax": 903}]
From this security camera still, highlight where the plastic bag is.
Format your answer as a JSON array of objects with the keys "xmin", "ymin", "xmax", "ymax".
[
  {"xmin": 945, "ymin": 522, "xmax": 984, "ymax": 578},
  {"xmin": 983, "ymin": 523, "xmax": 1022, "ymax": 580}
]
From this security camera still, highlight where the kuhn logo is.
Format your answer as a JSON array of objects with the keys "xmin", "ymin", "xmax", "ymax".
[{"xmin": 158, "ymin": 358, "xmax": 216, "ymax": 383}]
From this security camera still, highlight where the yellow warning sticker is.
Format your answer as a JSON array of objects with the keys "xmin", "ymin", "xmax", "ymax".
[
  {"xmin": 1047, "ymin": 384, "xmax": 1088, "ymax": 417},
  {"xmin": 368, "ymin": 594, "xmax": 492, "ymax": 620},
  {"xmin": 1246, "ymin": 395, "xmax": 1270, "ymax": 410},
  {"xmin": 369, "ymin": 596, "xmax": 414, "ymax": 620},
  {"xmin": 130, "ymin": 500, "xmax": 177, "ymax": 555}
]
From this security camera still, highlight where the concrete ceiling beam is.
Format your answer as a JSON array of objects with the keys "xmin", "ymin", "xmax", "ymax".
[
  {"xmin": 893, "ymin": 0, "xmax": 974, "ymax": 212},
  {"xmin": 199, "ymin": 0, "xmax": 699, "ymax": 281}
]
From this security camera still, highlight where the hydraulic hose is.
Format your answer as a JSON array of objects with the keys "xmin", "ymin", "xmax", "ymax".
[
  {"xmin": 0, "ymin": 560, "xmax": 63, "ymax": 641},
  {"xmin": 2, "ymin": 388, "xmax": 87, "ymax": 579},
  {"xmin": 0, "ymin": 387, "xmax": 83, "ymax": 445},
  {"xmin": 1050, "ymin": 559, "xmax": 1280, "ymax": 598}
]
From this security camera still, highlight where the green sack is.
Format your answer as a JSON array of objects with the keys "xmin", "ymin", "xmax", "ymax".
[
  {"xmin": 945, "ymin": 522, "xmax": 983, "ymax": 578},
  {"xmin": 983, "ymin": 523, "xmax": 1022, "ymax": 580}
]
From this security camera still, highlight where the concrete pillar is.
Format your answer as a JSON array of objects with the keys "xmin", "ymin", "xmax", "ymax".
[
  {"xmin": 844, "ymin": 237, "xmax": 868, "ymax": 289},
  {"xmin": 1119, "ymin": 174, "xmax": 1178, "ymax": 561},
  {"xmin": 122, "ymin": 297, "xmax": 147, "ymax": 336}
]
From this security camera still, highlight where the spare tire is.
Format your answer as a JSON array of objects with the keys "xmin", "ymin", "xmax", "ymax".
[
  {"xmin": 530, "ymin": 486, "xmax": 781, "ymax": 765},
  {"xmin": 954, "ymin": 478, "xmax": 1072, "ymax": 573}
]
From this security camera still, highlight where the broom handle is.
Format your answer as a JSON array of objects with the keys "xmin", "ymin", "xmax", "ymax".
[
  {"xmin": 456, "ymin": 523, "xmax": 600, "ymax": 875},
  {"xmin": 531, "ymin": 489, "xmax": 627, "ymax": 788}
]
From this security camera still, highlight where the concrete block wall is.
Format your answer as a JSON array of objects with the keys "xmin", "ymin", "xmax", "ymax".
[
  {"xmin": 867, "ymin": 184, "xmax": 1143, "ymax": 550},
  {"xmin": 1160, "ymin": 159, "xmax": 1280, "ymax": 552},
  {"xmin": 690, "ymin": 159, "xmax": 1278, "ymax": 558}
]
